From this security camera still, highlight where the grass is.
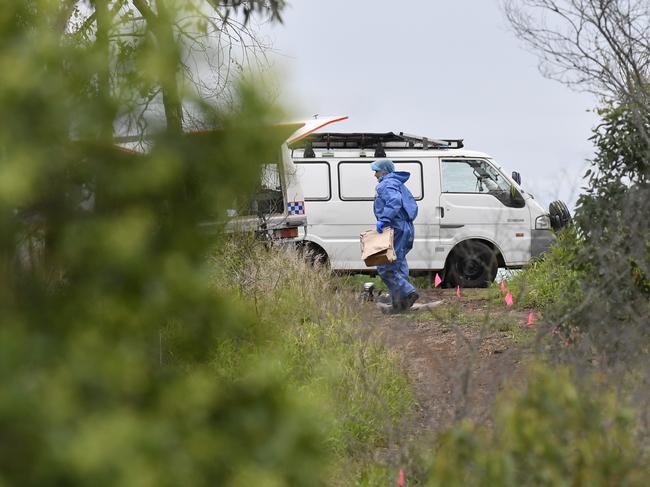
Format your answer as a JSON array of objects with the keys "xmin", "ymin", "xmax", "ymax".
[
  {"xmin": 500, "ymin": 230, "xmax": 583, "ymax": 312},
  {"xmin": 343, "ymin": 274, "xmax": 535, "ymax": 345},
  {"xmin": 210, "ymin": 238, "xmax": 416, "ymax": 484},
  {"xmin": 207, "ymin": 252, "xmax": 540, "ymax": 483},
  {"xmin": 343, "ymin": 273, "xmax": 440, "ymax": 293},
  {"xmin": 343, "ymin": 273, "xmax": 389, "ymax": 292},
  {"xmin": 406, "ymin": 291, "xmax": 535, "ymax": 344}
]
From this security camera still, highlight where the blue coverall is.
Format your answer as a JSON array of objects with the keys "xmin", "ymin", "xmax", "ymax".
[{"xmin": 374, "ymin": 171, "xmax": 418, "ymax": 308}]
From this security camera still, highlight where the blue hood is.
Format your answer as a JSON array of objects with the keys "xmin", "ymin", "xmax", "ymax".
[{"xmin": 381, "ymin": 171, "xmax": 411, "ymax": 183}]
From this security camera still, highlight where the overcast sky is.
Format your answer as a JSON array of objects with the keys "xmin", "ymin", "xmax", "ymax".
[{"xmin": 258, "ymin": 0, "xmax": 599, "ymax": 210}]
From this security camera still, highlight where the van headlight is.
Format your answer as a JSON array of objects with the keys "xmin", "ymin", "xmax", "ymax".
[{"xmin": 535, "ymin": 215, "xmax": 551, "ymax": 230}]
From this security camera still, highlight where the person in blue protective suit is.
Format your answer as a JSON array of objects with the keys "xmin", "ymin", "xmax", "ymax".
[{"xmin": 371, "ymin": 159, "xmax": 419, "ymax": 311}]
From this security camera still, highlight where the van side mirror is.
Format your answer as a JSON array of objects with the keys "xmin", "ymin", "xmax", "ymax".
[{"xmin": 511, "ymin": 171, "xmax": 521, "ymax": 185}]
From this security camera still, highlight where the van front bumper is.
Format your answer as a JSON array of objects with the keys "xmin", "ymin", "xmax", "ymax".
[{"xmin": 531, "ymin": 229, "xmax": 556, "ymax": 258}]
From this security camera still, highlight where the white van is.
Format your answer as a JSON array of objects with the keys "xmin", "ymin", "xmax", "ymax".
[{"xmin": 288, "ymin": 118, "xmax": 565, "ymax": 287}]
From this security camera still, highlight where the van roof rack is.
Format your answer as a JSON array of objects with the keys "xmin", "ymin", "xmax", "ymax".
[{"xmin": 289, "ymin": 132, "xmax": 464, "ymax": 150}]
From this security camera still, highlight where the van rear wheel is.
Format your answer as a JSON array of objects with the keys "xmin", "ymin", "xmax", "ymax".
[
  {"xmin": 446, "ymin": 241, "xmax": 498, "ymax": 288},
  {"xmin": 301, "ymin": 242, "xmax": 329, "ymax": 268}
]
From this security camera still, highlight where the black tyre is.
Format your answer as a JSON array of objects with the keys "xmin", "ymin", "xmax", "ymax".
[
  {"xmin": 445, "ymin": 240, "xmax": 498, "ymax": 288},
  {"xmin": 549, "ymin": 200, "xmax": 572, "ymax": 232},
  {"xmin": 301, "ymin": 242, "xmax": 329, "ymax": 268}
]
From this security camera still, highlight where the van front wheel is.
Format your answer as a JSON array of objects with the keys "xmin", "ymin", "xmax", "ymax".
[{"xmin": 446, "ymin": 241, "xmax": 498, "ymax": 288}]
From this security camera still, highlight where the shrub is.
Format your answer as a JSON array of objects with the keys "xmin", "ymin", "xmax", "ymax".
[
  {"xmin": 507, "ymin": 102, "xmax": 649, "ymax": 368},
  {"xmin": 0, "ymin": 3, "xmax": 345, "ymax": 484},
  {"xmin": 422, "ymin": 364, "xmax": 646, "ymax": 487},
  {"xmin": 506, "ymin": 228, "xmax": 584, "ymax": 314}
]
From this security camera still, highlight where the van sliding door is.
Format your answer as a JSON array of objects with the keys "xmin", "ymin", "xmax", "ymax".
[{"xmin": 333, "ymin": 160, "xmax": 428, "ymax": 270}]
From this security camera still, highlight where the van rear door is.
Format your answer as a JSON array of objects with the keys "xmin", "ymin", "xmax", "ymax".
[{"xmin": 200, "ymin": 123, "xmax": 308, "ymax": 240}]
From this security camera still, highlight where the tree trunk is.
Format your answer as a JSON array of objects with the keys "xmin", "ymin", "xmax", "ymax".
[{"xmin": 132, "ymin": 0, "xmax": 183, "ymax": 135}]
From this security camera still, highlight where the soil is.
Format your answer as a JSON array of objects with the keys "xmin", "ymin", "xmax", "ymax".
[{"xmin": 363, "ymin": 287, "xmax": 534, "ymax": 437}]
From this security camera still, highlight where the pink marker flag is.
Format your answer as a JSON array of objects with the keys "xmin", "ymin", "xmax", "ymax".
[
  {"xmin": 456, "ymin": 285, "xmax": 461, "ymax": 298},
  {"xmin": 500, "ymin": 281, "xmax": 507, "ymax": 293},
  {"xmin": 398, "ymin": 468, "xmax": 405, "ymax": 486},
  {"xmin": 434, "ymin": 273, "xmax": 442, "ymax": 287},
  {"xmin": 527, "ymin": 311, "xmax": 535, "ymax": 326},
  {"xmin": 505, "ymin": 290, "xmax": 513, "ymax": 307}
]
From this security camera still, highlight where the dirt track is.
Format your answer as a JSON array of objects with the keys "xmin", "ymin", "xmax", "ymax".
[{"xmin": 364, "ymin": 287, "xmax": 533, "ymax": 436}]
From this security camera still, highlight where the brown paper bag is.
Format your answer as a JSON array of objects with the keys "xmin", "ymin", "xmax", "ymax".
[{"xmin": 360, "ymin": 227, "xmax": 396, "ymax": 266}]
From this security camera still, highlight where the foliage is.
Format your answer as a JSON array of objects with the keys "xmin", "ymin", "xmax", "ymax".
[
  {"xmin": 63, "ymin": 0, "xmax": 283, "ymax": 135},
  {"xmin": 0, "ymin": 1, "xmax": 374, "ymax": 485},
  {"xmin": 505, "ymin": 228, "xmax": 584, "ymax": 314},
  {"xmin": 422, "ymin": 364, "xmax": 646, "ymax": 487},
  {"xmin": 577, "ymin": 102, "xmax": 650, "ymax": 226},
  {"xmin": 344, "ymin": 273, "xmax": 442, "ymax": 295},
  {"xmin": 344, "ymin": 274, "xmax": 389, "ymax": 293},
  {"xmin": 211, "ymin": 238, "xmax": 416, "ymax": 484},
  {"xmin": 219, "ymin": 0, "xmax": 287, "ymax": 24},
  {"xmin": 509, "ymin": 102, "xmax": 649, "ymax": 366},
  {"xmin": 568, "ymin": 102, "xmax": 649, "ymax": 361},
  {"xmin": 502, "ymin": 0, "xmax": 650, "ymax": 367}
]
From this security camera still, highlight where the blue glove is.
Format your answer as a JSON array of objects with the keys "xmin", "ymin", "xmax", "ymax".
[{"xmin": 376, "ymin": 221, "xmax": 385, "ymax": 233}]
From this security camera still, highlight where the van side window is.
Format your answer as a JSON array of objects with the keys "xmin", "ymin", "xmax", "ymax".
[
  {"xmin": 441, "ymin": 159, "xmax": 524, "ymax": 208},
  {"xmin": 338, "ymin": 161, "xmax": 423, "ymax": 201},
  {"xmin": 295, "ymin": 162, "xmax": 331, "ymax": 201}
]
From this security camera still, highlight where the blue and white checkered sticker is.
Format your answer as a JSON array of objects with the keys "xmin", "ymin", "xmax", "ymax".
[{"xmin": 287, "ymin": 200, "xmax": 305, "ymax": 215}]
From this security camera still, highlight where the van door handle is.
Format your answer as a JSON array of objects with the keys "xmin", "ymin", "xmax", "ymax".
[{"xmin": 436, "ymin": 206, "xmax": 444, "ymax": 218}]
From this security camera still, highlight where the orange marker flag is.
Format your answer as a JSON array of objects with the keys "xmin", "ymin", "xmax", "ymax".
[
  {"xmin": 505, "ymin": 290, "xmax": 513, "ymax": 307},
  {"xmin": 500, "ymin": 280, "xmax": 507, "ymax": 293},
  {"xmin": 397, "ymin": 468, "xmax": 405, "ymax": 486},
  {"xmin": 434, "ymin": 273, "xmax": 442, "ymax": 287},
  {"xmin": 456, "ymin": 285, "xmax": 461, "ymax": 299},
  {"xmin": 527, "ymin": 311, "xmax": 535, "ymax": 326}
]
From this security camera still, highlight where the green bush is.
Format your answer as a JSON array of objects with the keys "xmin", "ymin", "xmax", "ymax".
[
  {"xmin": 570, "ymin": 102, "xmax": 650, "ymax": 343},
  {"xmin": 510, "ymin": 103, "xmax": 649, "ymax": 364},
  {"xmin": 506, "ymin": 228, "xmax": 584, "ymax": 314},
  {"xmin": 0, "ymin": 2, "xmax": 382, "ymax": 485},
  {"xmin": 423, "ymin": 364, "xmax": 646, "ymax": 487}
]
